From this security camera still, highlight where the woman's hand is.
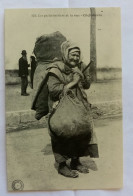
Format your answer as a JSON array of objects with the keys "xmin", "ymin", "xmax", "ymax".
[
  {"xmin": 73, "ymin": 73, "xmax": 81, "ymax": 83},
  {"xmin": 63, "ymin": 73, "xmax": 80, "ymax": 94},
  {"xmin": 72, "ymin": 67, "xmax": 84, "ymax": 79},
  {"xmin": 62, "ymin": 70, "xmax": 83, "ymax": 95}
]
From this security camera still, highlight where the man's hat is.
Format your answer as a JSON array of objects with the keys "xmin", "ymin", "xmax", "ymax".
[{"xmin": 21, "ymin": 50, "xmax": 27, "ymax": 55}]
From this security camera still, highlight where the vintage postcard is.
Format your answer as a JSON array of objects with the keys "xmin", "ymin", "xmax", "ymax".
[{"xmin": 5, "ymin": 8, "xmax": 123, "ymax": 191}]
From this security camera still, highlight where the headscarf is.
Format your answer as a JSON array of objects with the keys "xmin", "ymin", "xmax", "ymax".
[{"xmin": 61, "ymin": 40, "xmax": 82, "ymax": 64}]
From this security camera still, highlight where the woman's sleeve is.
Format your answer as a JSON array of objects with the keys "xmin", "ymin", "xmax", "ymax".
[
  {"xmin": 80, "ymin": 63, "xmax": 91, "ymax": 89},
  {"xmin": 47, "ymin": 73, "xmax": 64, "ymax": 101},
  {"xmin": 82, "ymin": 73, "xmax": 91, "ymax": 89}
]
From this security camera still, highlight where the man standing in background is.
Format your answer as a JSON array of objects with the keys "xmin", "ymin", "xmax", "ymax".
[
  {"xmin": 30, "ymin": 56, "xmax": 37, "ymax": 89},
  {"xmin": 18, "ymin": 50, "xmax": 29, "ymax": 96}
]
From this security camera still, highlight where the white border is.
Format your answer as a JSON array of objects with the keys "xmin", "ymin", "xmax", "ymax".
[{"xmin": 1, "ymin": 0, "xmax": 133, "ymax": 195}]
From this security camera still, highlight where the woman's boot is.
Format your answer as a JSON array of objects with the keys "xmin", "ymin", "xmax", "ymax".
[
  {"xmin": 70, "ymin": 158, "xmax": 89, "ymax": 173},
  {"xmin": 58, "ymin": 161, "xmax": 79, "ymax": 178}
]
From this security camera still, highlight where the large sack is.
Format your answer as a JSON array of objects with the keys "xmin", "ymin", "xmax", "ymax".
[
  {"xmin": 33, "ymin": 31, "xmax": 66, "ymax": 62},
  {"xmin": 32, "ymin": 31, "xmax": 66, "ymax": 120},
  {"xmin": 49, "ymin": 90, "xmax": 93, "ymax": 139}
]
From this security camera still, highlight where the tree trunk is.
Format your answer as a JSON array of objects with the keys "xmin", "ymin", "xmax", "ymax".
[{"xmin": 90, "ymin": 8, "xmax": 97, "ymax": 82}]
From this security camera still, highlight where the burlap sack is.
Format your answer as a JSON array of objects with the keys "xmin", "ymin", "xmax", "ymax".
[
  {"xmin": 49, "ymin": 90, "xmax": 93, "ymax": 139},
  {"xmin": 33, "ymin": 31, "xmax": 66, "ymax": 62}
]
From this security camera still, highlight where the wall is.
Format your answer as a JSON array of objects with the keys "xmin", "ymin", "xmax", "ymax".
[{"xmin": 5, "ymin": 68, "xmax": 122, "ymax": 85}]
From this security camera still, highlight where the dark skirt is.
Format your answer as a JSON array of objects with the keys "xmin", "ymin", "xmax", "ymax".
[{"xmin": 49, "ymin": 125, "xmax": 99, "ymax": 163}]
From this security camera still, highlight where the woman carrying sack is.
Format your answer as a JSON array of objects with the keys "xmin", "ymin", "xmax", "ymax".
[{"xmin": 47, "ymin": 41, "xmax": 99, "ymax": 178}]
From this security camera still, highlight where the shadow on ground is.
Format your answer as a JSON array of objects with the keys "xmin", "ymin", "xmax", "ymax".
[{"xmin": 42, "ymin": 143, "xmax": 98, "ymax": 171}]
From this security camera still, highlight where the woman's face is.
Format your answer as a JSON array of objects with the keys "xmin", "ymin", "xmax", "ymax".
[{"xmin": 67, "ymin": 50, "xmax": 80, "ymax": 68}]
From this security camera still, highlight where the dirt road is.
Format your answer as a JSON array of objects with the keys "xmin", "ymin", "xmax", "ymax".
[{"xmin": 6, "ymin": 117, "xmax": 123, "ymax": 191}]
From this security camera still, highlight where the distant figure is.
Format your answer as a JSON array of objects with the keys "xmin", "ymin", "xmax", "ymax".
[
  {"xmin": 18, "ymin": 50, "xmax": 29, "ymax": 96},
  {"xmin": 30, "ymin": 56, "xmax": 37, "ymax": 89}
]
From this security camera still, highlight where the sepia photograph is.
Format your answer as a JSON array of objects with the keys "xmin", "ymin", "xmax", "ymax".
[{"xmin": 5, "ymin": 8, "xmax": 123, "ymax": 191}]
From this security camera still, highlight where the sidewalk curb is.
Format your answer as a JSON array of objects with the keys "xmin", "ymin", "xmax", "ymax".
[{"xmin": 6, "ymin": 100, "xmax": 122, "ymax": 132}]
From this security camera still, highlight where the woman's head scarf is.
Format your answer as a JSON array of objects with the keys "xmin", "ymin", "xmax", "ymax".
[{"xmin": 61, "ymin": 40, "xmax": 82, "ymax": 64}]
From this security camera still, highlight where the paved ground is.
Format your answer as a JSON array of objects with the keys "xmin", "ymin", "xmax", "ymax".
[
  {"xmin": 6, "ymin": 117, "xmax": 123, "ymax": 191},
  {"xmin": 6, "ymin": 79, "xmax": 122, "ymax": 111}
]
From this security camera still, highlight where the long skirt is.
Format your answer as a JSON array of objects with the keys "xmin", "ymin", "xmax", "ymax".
[{"xmin": 49, "ymin": 125, "xmax": 99, "ymax": 164}]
